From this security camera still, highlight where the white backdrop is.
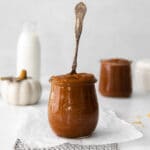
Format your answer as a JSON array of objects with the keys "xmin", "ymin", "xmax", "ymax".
[{"xmin": 0, "ymin": 0, "xmax": 150, "ymax": 80}]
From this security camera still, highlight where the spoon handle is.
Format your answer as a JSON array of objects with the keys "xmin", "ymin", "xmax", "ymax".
[
  {"xmin": 75, "ymin": 2, "xmax": 87, "ymax": 40},
  {"xmin": 70, "ymin": 2, "xmax": 87, "ymax": 74}
]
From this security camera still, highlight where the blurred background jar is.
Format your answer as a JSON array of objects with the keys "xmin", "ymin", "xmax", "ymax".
[{"xmin": 99, "ymin": 58, "xmax": 132, "ymax": 98}]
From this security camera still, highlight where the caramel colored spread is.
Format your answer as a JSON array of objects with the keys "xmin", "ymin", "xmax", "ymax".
[
  {"xmin": 101, "ymin": 58, "xmax": 131, "ymax": 66},
  {"xmin": 48, "ymin": 73, "xmax": 98, "ymax": 138},
  {"xmin": 50, "ymin": 73, "xmax": 97, "ymax": 84},
  {"xmin": 99, "ymin": 58, "xmax": 132, "ymax": 97},
  {"xmin": 48, "ymin": 2, "xmax": 98, "ymax": 138}
]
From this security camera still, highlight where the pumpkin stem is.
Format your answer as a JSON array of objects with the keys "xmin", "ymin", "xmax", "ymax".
[
  {"xmin": 0, "ymin": 77, "xmax": 13, "ymax": 81},
  {"xmin": 18, "ymin": 69, "xmax": 27, "ymax": 80}
]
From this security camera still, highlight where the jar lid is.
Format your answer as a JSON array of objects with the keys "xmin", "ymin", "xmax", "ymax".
[
  {"xmin": 101, "ymin": 58, "xmax": 131, "ymax": 66},
  {"xmin": 50, "ymin": 73, "xmax": 97, "ymax": 84}
]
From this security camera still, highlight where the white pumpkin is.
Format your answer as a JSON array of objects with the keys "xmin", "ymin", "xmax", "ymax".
[{"xmin": 0, "ymin": 70, "xmax": 42, "ymax": 105}]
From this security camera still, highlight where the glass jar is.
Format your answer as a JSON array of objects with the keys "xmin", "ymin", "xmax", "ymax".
[
  {"xmin": 99, "ymin": 58, "xmax": 132, "ymax": 97},
  {"xmin": 48, "ymin": 73, "xmax": 99, "ymax": 138}
]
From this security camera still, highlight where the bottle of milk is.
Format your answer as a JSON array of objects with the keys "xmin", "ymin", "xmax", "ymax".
[{"xmin": 17, "ymin": 22, "xmax": 41, "ymax": 80}]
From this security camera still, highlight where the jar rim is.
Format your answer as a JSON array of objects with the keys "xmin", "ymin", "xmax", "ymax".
[
  {"xmin": 49, "ymin": 73, "xmax": 97, "ymax": 84},
  {"xmin": 100, "ymin": 58, "xmax": 132, "ymax": 66}
]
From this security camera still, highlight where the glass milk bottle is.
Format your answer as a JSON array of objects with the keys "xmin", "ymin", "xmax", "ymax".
[{"xmin": 17, "ymin": 22, "xmax": 41, "ymax": 80}]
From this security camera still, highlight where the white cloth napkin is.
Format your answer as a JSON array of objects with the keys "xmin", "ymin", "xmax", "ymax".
[
  {"xmin": 14, "ymin": 139, "xmax": 118, "ymax": 150},
  {"xmin": 15, "ymin": 105, "xmax": 143, "ymax": 149}
]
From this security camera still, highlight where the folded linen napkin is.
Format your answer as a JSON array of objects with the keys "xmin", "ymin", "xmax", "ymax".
[
  {"xmin": 14, "ymin": 106, "xmax": 142, "ymax": 150},
  {"xmin": 15, "ymin": 139, "xmax": 118, "ymax": 150}
]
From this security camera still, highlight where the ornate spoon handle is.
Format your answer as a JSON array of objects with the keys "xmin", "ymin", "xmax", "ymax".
[{"xmin": 70, "ymin": 2, "xmax": 87, "ymax": 74}]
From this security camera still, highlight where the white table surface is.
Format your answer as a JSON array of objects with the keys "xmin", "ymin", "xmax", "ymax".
[
  {"xmin": 99, "ymin": 92, "xmax": 150, "ymax": 150},
  {"xmin": 0, "ymin": 85, "xmax": 150, "ymax": 150}
]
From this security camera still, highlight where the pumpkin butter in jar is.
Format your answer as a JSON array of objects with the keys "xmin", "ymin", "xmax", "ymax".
[
  {"xmin": 99, "ymin": 58, "xmax": 132, "ymax": 97},
  {"xmin": 48, "ymin": 2, "xmax": 99, "ymax": 138},
  {"xmin": 48, "ymin": 73, "xmax": 99, "ymax": 138}
]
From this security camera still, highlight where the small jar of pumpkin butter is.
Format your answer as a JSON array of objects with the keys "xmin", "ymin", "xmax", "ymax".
[
  {"xmin": 48, "ymin": 73, "xmax": 99, "ymax": 138},
  {"xmin": 99, "ymin": 58, "xmax": 132, "ymax": 97},
  {"xmin": 48, "ymin": 2, "xmax": 98, "ymax": 138}
]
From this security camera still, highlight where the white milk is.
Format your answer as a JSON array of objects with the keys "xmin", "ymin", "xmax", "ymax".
[{"xmin": 17, "ymin": 23, "xmax": 41, "ymax": 80}]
